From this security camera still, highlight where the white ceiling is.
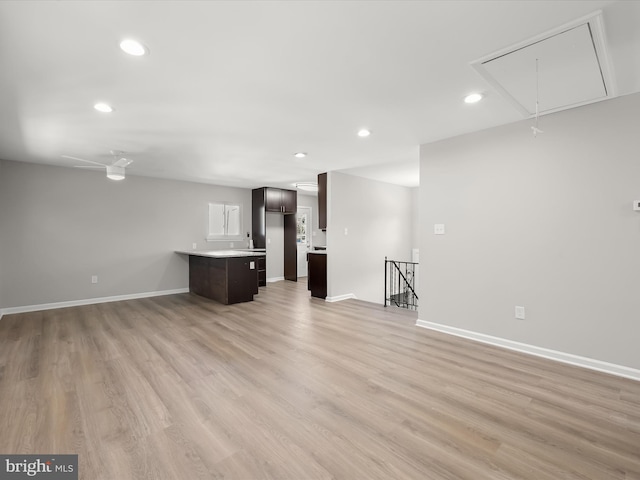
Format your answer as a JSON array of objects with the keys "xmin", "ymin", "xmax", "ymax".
[{"xmin": 1, "ymin": 1, "xmax": 639, "ymax": 190}]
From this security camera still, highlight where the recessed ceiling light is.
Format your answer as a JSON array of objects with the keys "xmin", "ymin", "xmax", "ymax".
[
  {"xmin": 119, "ymin": 39, "xmax": 148, "ymax": 56},
  {"xmin": 464, "ymin": 93, "xmax": 483, "ymax": 104},
  {"xmin": 357, "ymin": 129, "xmax": 371, "ymax": 137},
  {"xmin": 294, "ymin": 152, "xmax": 307, "ymax": 158},
  {"xmin": 94, "ymin": 102, "xmax": 113, "ymax": 113},
  {"xmin": 295, "ymin": 182, "xmax": 318, "ymax": 192}
]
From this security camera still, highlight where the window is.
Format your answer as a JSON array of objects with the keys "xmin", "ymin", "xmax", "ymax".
[{"xmin": 207, "ymin": 202, "xmax": 242, "ymax": 240}]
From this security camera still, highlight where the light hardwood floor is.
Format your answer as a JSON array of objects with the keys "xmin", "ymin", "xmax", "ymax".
[{"xmin": 1, "ymin": 280, "xmax": 639, "ymax": 479}]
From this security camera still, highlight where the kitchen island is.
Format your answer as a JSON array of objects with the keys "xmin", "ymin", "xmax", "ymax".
[{"xmin": 175, "ymin": 250, "xmax": 266, "ymax": 305}]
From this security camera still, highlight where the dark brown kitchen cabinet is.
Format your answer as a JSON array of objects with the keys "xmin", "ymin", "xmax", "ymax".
[
  {"xmin": 256, "ymin": 255, "xmax": 266, "ymax": 288},
  {"xmin": 308, "ymin": 252, "xmax": 327, "ymax": 299},
  {"xmin": 281, "ymin": 189, "xmax": 297, "ymax": 213},
  {"xmin": 318, "ymin": 172, "xmax": 327, "ymax": 230},
  {"xmin": 264, "ymin": 187, "xmax": 297, "ymax": 214},
  {"xmin": 252, "ymin": 187, "xmax": 297, "ymax": 282},
  {"xmin": 265, "ymin": 188, "xmax": 283, "ymax": 212},
  {"xmin": 189, "ymin": 255, "xmax": 258, "ymax": 305}
]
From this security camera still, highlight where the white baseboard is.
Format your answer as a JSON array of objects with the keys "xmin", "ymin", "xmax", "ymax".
[
  {"xmin": 326, "ymin": 293, "xmax": 357, "ymax": 303},
  {"xmin": 416, "ymin": 319, "xmax": 640, "ymax": 382},
  {"xmin": 266, "ymin": 276, "xmax": 285, "ymax": 283},
  {"xmin": 0, "ymin": 288, "xmax": 190, "ymax": 317}
]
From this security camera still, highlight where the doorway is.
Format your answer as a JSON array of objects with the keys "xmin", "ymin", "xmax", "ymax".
[{"xmin": 296, "ymin": 206, "xmax": 312, "ymax": 277}]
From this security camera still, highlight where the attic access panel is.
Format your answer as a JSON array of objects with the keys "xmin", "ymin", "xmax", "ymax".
[{"xmin": 471, "ymin": 12, "xmax": 615, "ymax": 117}]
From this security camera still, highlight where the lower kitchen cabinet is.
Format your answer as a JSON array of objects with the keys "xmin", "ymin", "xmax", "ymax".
[
  {"xmin": 307, "ymin": 252, "xmax": 327, "ymax": 299},
  {"xmin": 188, "ymin": 255, "xmax": 258, "ymax": 305},
  {"xmin": 257, "ymin": 255, "xmax": 266, "ymax": 288}
]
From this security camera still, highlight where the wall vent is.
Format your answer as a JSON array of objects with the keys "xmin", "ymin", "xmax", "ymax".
[{"xmin": 471, "ymin": 11, "xmax": 615, "ymax": 117}]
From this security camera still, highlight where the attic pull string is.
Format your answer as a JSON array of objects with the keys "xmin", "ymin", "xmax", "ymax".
[{"xmin": 531, "ymin": 58, "xmax": 543, "ymax": 137}]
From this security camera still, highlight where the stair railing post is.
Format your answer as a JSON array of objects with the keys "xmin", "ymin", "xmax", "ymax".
[{"xmin": 384, "ymin": 256, "xmax": 388, "ymax": 307}]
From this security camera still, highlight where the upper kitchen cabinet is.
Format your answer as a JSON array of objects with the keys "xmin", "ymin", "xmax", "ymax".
[
  {"xmin": 264, "ymin": 187, "xmax": 297, "ymax": 214},
  {"xmin": 281, "ymin": 189, "xmax": 297, "ymax": 214},
  {"xmin": 318, "ymin": 172, "xmax": 327, "ymax": 230},
  {"xmin": 265, "ymin": 188, "xmax": 283, "ymax": 212}
]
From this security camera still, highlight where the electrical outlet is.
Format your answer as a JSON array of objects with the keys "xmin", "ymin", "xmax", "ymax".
[
  {"xmin": 344, "ymin": 228, "xmax": 348, "ymax": 236},
  {"xmin": 515, "ymin": 306, "xmax": 525, "ymax": 320},
  {"xmin": 192, "ymin": 243, "xmax": 197, "ymax": 249},
  {"xmin": 434, "ymin": 224, "xmax": 445, "ymax": 235},
  {"xmin": 634, "ymin": 200, "xmax": 640, "ymax": 211},
  {"xmin": 91, "ymin": 275, "xmax": 98, "ymax": 284}
]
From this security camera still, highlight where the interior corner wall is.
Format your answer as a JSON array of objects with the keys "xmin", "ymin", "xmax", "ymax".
[
  {"xmin": 0, "ymin": 160, "xmax": 251, "ymax": 310},
  {"xmin": 327, "ymin": 171, "xmax": 413, "ymax": 304},
  {"xmin": 419, "ymin": 92, "xmax": 640, "ymax": 370}
]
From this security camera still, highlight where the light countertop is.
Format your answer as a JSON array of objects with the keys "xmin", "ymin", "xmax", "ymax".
[{"xmin": 175, "ymin": 249, "xmax": 266, "ymax": 258}]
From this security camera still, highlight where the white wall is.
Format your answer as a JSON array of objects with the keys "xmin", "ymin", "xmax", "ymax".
[
  {"xmin": 0, "ymin": 160, "xmax": 252, "ymax": 309},
  {"xmin": 410, "ymin": 187, "xmax": 419, "ymax": 251},
  {"xmin": 327, "ymin": 171, "xmax": 414, "ymax": 304},
  {"xmin": 419, "ymin": 93, "xmax": 640, "ymax": 370},
  {"xmin": 265, "ymin": 213, "xmax": 284, "ymax": 281}
]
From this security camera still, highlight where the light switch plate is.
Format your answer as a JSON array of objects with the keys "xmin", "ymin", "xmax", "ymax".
[
  {"xmin": 434, "ymin": 224, "xmax": 445, "ymax": 235},
  {"xmin": 515, "ymin": 306, "xmax": 525, "ymax": 320}
]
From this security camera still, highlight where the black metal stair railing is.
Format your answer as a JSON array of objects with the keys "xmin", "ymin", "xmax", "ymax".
[{"xmin": 384, "ymin": 256, "xmax": 418, "ymax": 310}]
